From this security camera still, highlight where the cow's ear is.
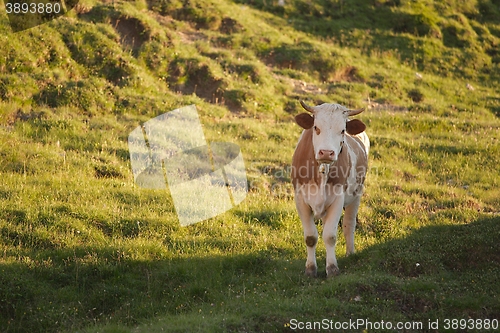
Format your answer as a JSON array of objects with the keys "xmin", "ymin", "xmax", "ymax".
[
  {"xmin": 295, "ymin": 113, "xmax": 314, "ymax": 129},
  {"xmin": 346, "ymin": 119, "xmax": 366, "ymax": 135}
]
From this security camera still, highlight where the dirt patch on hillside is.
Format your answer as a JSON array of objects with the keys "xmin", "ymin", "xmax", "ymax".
[
  {"xmin": 219, "ymin": 17, "xmax": 243, "ymax": 34},
  {"xmin": 333, "ymin": 66, "xmax": 363, "ymax": 82},
  {"xmin": 177, "ymin": 30, "xmax": 207, "ymax": 44},
  {"xmin": 365, "ymin": 99, "xmax": 409, "ymax": 112},
  {"xmin": 168, "ymin": 61, "xmax": 225, "ymax": 104},
  {"xmin": 113, "ymin": 17, "xmax": 149, "ymax": 53},
  {"xmin": 273, "ymin": 72, "xmax": 323, "ymax": 95},
  {"xmin": 290, "ymin": 79, "xmax": 323, "ymax": 95}
]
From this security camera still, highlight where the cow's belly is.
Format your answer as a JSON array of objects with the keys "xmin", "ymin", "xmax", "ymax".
[{"xmin": 298, "ymin": 181, "xmax": 363, "ymax": 218}]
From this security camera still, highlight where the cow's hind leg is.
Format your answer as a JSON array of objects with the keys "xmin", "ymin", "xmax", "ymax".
[
  {"xmin": 296, "ymin": 194, "xmax": 318, "ymax": 277},
  {"xmin": 343, "ymin": 195, "xmax": 361, "ymax": 255}
]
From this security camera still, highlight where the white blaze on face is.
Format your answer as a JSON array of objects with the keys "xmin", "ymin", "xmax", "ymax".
[{"xmin": 311, "ymin": 104, "xmax": 347, "ymax": 163}]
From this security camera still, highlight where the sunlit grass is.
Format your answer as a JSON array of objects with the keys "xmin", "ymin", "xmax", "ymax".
[{"xmin": 1, "ymin": 0, "xmax": 500, "ymax": 332}]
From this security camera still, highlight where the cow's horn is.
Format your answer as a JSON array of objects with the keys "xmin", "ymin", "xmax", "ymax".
[
  {"xmin": 346, "ymin": 108, "xmax": 365, "ymax": 116},
  {"xmin": 300, "ymin": 100, "xmax": 315, "ymax": 113}
]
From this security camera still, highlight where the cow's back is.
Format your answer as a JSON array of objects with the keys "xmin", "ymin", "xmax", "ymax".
[{"xmin": 352, "ymin": 132, "xmax": 370, "ymax": 156}]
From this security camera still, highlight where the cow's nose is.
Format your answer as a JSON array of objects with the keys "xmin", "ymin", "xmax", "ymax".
[{"xmin": 318, "ymin": 149, "xmax": 335, "ymax": 161}]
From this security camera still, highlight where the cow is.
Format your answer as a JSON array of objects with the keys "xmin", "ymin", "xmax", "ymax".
[{"xmin": 291, "ymin": 101, "xmax": 369, "ymax": 278}]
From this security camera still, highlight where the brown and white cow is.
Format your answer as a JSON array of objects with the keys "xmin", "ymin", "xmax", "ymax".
[{"xmin": 292, "ymin": 101, "xmax": 369, "ymax": 278}]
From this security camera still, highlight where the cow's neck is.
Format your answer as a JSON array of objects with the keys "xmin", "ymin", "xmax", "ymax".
[
  {"xmin": 325, "ymin": 146, "xmax": 350, "ymax": 186},
  {"xmin": 317, "ymin": 163, "xmax": 330, "ymax": 188}
]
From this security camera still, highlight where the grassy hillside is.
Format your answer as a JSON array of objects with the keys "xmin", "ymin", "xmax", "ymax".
[{"xmin": 0, "ymin": 0, "xmax": 499, "ymax": 332}]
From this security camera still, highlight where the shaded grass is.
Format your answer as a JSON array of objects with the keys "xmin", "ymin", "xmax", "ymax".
[{"xmin": 78, "ymin": 216, "xmax": 499, "ymax": 333}]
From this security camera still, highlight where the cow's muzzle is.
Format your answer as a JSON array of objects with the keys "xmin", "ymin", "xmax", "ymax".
[{"xmin": 317, "ymin": 149, "xmax": 336, "ymax": 163}]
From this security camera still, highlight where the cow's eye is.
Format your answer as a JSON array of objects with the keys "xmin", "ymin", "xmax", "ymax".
[
  {"xmin": 313, "ymin": 125, "xmax": 320, "ymax": 134},
  {"xmin": 341, "ymin": 129, "xmax": 345, "ymax": 134}
]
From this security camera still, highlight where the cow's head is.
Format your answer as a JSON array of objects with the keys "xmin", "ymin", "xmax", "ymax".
[{"xmin": 295, "ymin": 101, "xmax": 366, "ymax": 164}]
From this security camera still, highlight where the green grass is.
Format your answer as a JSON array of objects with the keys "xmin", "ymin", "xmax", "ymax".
[{"xmin": 0, "ymin": 0, "xmax": 499, "ymax": 332}]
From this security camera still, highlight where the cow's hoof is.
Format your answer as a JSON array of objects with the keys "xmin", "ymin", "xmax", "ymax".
[
  {"xmin": 305, "ymin": 265, "xmax": 317, "ymax": 277},
  {"xmin": 326, "ymin": 264, "xmax": 339, "ymax": 278}
]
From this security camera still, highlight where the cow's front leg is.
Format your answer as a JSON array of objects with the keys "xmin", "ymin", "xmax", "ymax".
[
  {"xmin": 322, "ymin": 189, "xmax": 344, "ymax": 278},
  {"xmin": 296, "ymin": 192, "xmax": 318, "ymax": 277}
]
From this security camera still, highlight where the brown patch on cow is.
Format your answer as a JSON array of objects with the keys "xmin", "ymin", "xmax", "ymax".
[
  {"xmin": 324, "ymin": 235, "xmax": 337, "ymax": 247},
  {"xmin": 295, "ymin": 113, "xmax": 314, "ymax": 129},
  {"xmin": 346, "ymin": 119, "xmax": 366, "ymax": 135},
  {"xmin": 326, "ymin": 146, "xmax": 351, "ymax": 187},
  {"xmin": 292, "ymin": 129, "xmax": 319, "ymax": 188},
  {"xmin": 305, "ymin": 235, "xmax": 317, "ymax": 247}
]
